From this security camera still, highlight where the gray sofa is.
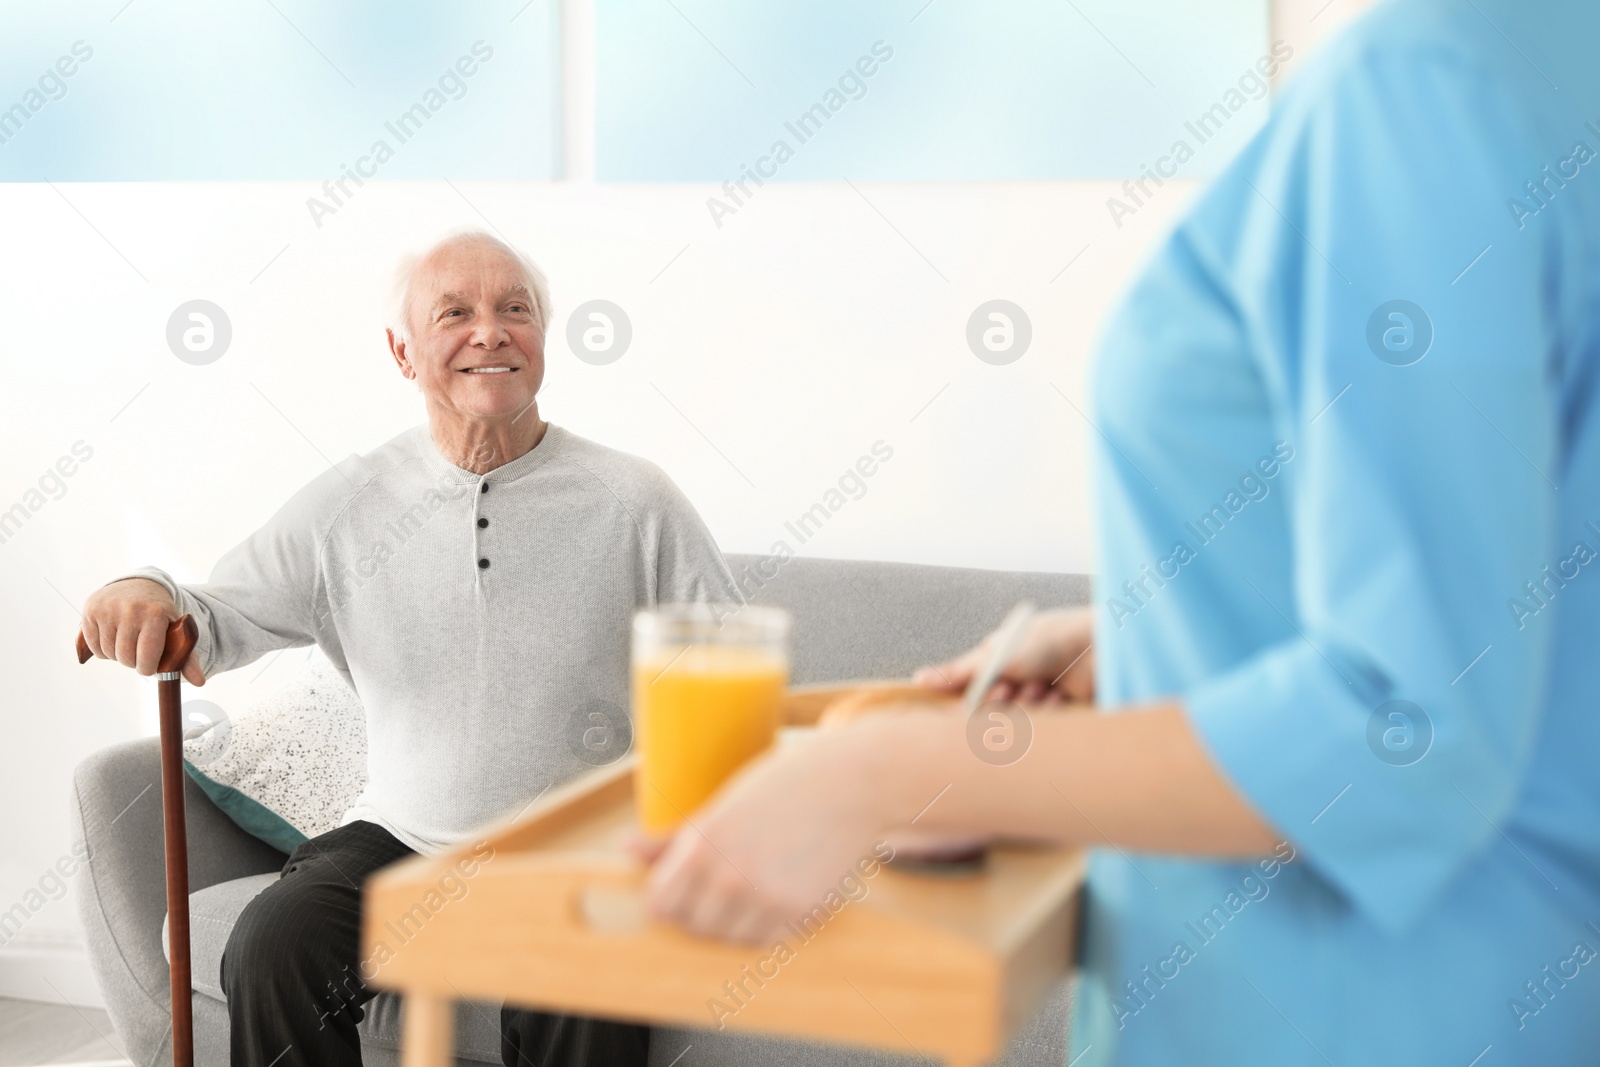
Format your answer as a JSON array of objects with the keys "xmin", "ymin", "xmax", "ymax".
[{"xmin": 72, "ymin": 554, "xmax": 1089, "ymax": 1067}]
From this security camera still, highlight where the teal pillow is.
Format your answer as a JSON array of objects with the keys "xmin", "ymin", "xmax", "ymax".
[{"xmin": 182, "ymin": 762, "xmax": 308, "ymax": 854}]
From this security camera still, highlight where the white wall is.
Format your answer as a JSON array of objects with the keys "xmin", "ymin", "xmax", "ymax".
[{"xmin": 0, "ymin": 0, "xmax": 1365, "ymax": 1007}]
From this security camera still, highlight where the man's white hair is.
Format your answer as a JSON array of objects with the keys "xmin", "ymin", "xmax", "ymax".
[{"xmin": 388, "ymin": 229, "xmax": 552, "ymax": 342}]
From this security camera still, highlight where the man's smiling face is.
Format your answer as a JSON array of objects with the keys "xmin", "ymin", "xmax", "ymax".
[{"xmin": 389, "ymin": 236, "xmax": 546, "ymax": 428}]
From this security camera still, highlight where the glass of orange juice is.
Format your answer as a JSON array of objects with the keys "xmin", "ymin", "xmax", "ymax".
[{"xmin": 632, "ymin": 604, "xmax": 790, "ymax": 835}]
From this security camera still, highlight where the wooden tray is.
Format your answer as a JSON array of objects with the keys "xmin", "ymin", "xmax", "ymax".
[{"xmin": 364, "ymin": 685, "xmax": 1085, "ymax": 1067}]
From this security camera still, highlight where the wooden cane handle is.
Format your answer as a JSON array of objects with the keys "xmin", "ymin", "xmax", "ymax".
[{"xmin": 76, "ymin": 615, "xmax": 198, "ymax": 673}]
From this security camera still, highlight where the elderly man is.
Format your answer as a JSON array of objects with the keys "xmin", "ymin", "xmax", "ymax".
[{"xmin": 80, "ymin": 230, "xmax": 736, "ymax": 1067}]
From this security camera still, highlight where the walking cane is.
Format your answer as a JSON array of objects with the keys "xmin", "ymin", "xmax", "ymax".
[{"xmin": 78, "ymin": 615, "xmax": 199, "ymax": 1067}]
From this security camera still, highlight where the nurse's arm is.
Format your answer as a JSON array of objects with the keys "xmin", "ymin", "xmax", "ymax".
[
  {"xmin": 644, "ymin": 703, "xmax": 1280, "ymax": 942},
  {"xmin": 858, "ymin": 703, "xmax": 1281, "ymax": 855}
]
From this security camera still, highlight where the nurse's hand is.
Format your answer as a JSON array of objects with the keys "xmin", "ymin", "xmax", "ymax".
[
  {"xmin": 641, "ymin": 716, "xmax": 937, "ymax": 944},
  {"xmin": 916, "ymin": 606, "xmax": 1094, "ymax": 705}
]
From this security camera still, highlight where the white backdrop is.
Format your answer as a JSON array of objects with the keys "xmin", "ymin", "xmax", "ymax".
[{"xmin": 0, "ymin": 0, "xmax": 1366, "ymax": 1008}]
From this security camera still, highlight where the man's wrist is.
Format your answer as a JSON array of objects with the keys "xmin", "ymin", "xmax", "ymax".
[
  {"xmin": 106, "ymin": 575, "xmax": 172, "ymax": 595},
  {"xmin": 104, "ymin": 572, "xmax": 180, "ymax": 605}
]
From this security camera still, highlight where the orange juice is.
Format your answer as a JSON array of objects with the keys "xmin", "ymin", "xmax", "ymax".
[{"xmin": 634, "ymin": 643, "xmax": 788, "ymax": 834}]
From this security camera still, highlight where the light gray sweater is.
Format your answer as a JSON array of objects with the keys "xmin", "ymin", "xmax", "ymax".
[{"xmin": 124, "ymin": 424, "xmax": 736, "ymax": 854}]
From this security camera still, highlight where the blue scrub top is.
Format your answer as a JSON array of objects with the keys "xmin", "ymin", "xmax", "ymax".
[{"xmin": 1078, "ymin": 0, "xmax": 1600, "ymax": 1063}]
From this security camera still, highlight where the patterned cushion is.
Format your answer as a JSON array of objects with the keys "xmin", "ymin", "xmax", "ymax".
[{"xmin": 182, "ymin": 653, "xmax": 366, "ymax": 853}]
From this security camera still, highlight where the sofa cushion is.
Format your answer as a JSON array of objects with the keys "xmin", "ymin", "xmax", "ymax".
[
  {"xmin": 165, "ymin": 874, "xmax": 504, "ymax": 1063},
  {"xmin": 724, "ymin": 554, "xmax": 1088, "ymax": 685}
]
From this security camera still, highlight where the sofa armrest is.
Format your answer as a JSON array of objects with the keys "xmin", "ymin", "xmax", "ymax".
[{"xmin": 72, "ymin": 737, "xmax": 288, "ymax": 1064}]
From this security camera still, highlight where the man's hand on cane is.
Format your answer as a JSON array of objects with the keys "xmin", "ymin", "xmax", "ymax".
[{"xmin": 81, "ymin": 578, "xmax": 206, "ymax": 686}]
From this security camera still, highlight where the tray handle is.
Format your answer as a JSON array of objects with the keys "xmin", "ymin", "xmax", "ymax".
[{"xmin": 573, "ymin": 866, "xmax": 649, "ymax": 935}]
